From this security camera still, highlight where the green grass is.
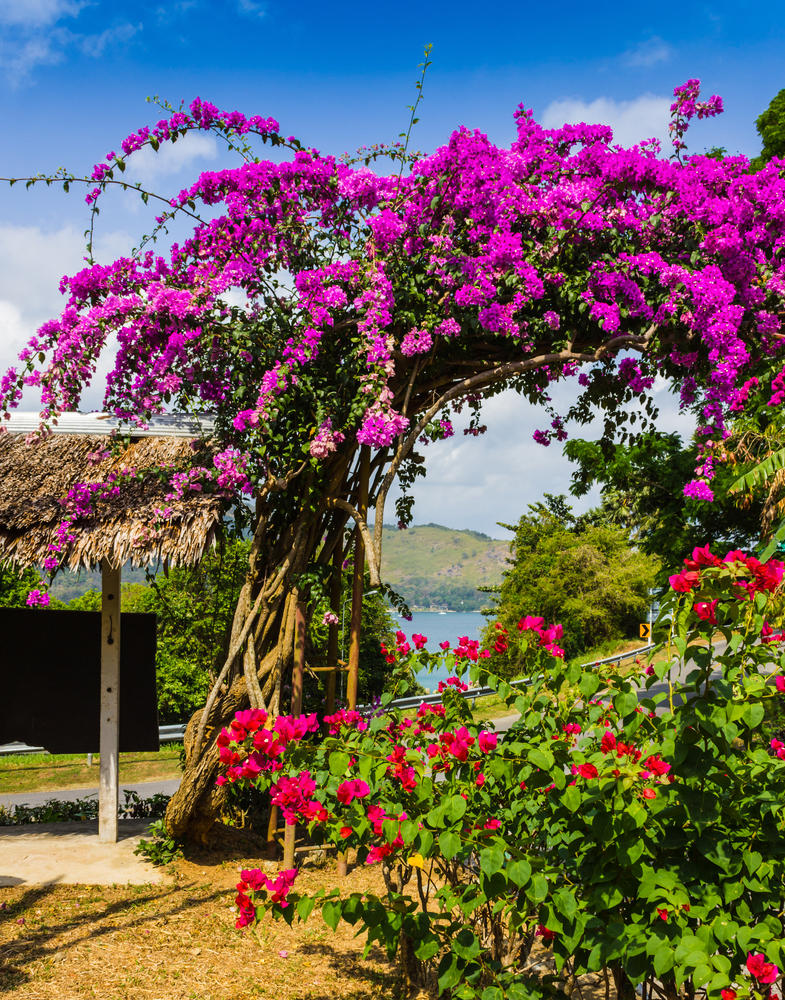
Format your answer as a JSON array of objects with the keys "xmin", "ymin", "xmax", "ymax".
[{"xmin": 0, "ymin": 744, "xmax": 183, "ymax": 794}]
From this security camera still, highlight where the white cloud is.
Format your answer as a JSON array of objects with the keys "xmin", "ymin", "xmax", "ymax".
[
  {"xmin": 0, "ymin": 34, "xmax": 63, "ymax": 81},
  {"xmin": 78, "ymin": 22, "xmax": 139, "ymax": 58},
  {"xmin": 236, "ymin": 0, "xmax": 266, "ymax": 16},
  {"xmin": 127, "ymin": 133, "xmax": 219, "ymax": 184},
  {"xmin": 0, "ymin": 0, "xmax": 84, "ymax": 27},
  {"xmin": 0, "ymin": 0, "xmax": 140, "ymax": 86},
  {"xmin": 0, "ymin": 223, "xmax": 131, "ymax": 409},
  {"xmin": 541, "ymin": 94, "xmax": 672, "ymax": 150},
  {"xmin": 386, "ymin": 377, "xmax": 695, "ymax": 538},
  {"xmin": 621, "ymin": 36, "xmax": 673, "ymax": 68}
]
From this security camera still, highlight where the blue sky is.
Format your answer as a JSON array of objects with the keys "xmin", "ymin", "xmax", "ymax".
[{"xmin": 0, "ymin": 0, "xmax": 783, "ymax": 535}]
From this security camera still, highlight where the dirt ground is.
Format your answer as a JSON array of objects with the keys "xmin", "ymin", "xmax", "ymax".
[{"xmin": 0, "ymin": 830, "xmax": 405, "ymax": 1000}]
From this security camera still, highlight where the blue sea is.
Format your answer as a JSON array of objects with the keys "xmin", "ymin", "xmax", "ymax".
[{"xmin": 392, "ymin": 610, "xmax": 488, "ymax": 691}]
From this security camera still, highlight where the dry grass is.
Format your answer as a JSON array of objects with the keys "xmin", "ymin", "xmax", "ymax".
[
  {"xmin": 0, "ymin": 749, "xmax": 182, "ymax": 795},
  {"xmin": 0, "ymin": 832, "xmax": 404, "ymax": 1000}
]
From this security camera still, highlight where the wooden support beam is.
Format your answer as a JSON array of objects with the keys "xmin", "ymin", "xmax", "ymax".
[{"xmin": 99, "ymin": 560, "xmax": 121, "ymax": 843}]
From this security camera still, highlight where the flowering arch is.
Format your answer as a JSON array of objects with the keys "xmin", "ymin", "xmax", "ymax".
[{"xmin": 3, "ymin": 80, "xmax": 785, "ymax": 836}]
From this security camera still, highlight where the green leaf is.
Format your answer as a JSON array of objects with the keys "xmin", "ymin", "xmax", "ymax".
[
  {"xmin": 439, "ymin": 830, "xmax": 461, "ymax": 859},
  {"xmin": 529, "ymin": 874, "xmax": 548, "ymax": 902},
  {"xmin": 529, "ymin": 748, "xmax": 554, "ymax": 771},
  {"xmin": 613, "ymin": 689, "xmax": 639, "ymax": 717},
  {"xmin": 437, "ymin": 953, "xmax": 463, "ymax": 992},
  {"xmin": 507, "ymin": 859, "xmax": 532, "ymax": 887},
  {"xmin": 452, "ymin": 928, "xmax": 481, "ymax": 960},
  {"xmin": 297, "ymin": 896, "xmax": 315, "ymax": 921},
  {"xmin": 480, "ymin": 845, "xmax": 505, "ymax": 876},
  {"xmin": 328, "ymin": 751, "xmax": 350, "ymax": 776},
  {"xmin": 321, "ymin": 899, "xmax": 342, "ymax": 931},
  {"xmin": 414, "ymin": 937, "xmax": 440, "ymax": 961},
  {"xmin": 445, "ymin": 794, "xmax": 467, "ymax": 822}
]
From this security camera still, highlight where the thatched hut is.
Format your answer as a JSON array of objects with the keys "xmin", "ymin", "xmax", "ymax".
[
  {"xmin": 0, "ymin": 412, "xmax": 221, "ymax": 843},
  {"xmin": 0, "ymin": 412, "xmax": 221, "ymax": 571}
]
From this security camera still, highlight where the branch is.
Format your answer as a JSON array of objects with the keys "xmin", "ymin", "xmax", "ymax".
[
  {"xmin": 375, "ymin": 348, "xmax": 597, "ymax": 530},
  {"xmin": 327, "ymin": 498, "xmax": 381, "ymax": 586}
]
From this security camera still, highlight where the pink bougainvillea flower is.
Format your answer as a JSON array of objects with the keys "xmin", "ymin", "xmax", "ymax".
[
  {"xmin": 518, "ymin": 615, "xmax": 544, "ymax": 632},
  {"xmin": 478, "ymin": 731, "xmax": 498, "ymax": 753},
  {"xmin": 747, "ymin": 953, "xmax": 780, "ymax": 984},
  {"xmin": 336, "ymin": 779, "xmax": 371, "ymax": 805}
]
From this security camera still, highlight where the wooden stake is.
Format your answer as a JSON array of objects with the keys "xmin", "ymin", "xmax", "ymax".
[
  {"xmin": 99, "ymin": 560, "xmax": 121, "ymax": 843},
  {"xmin": 346, "ymin": 446, "xmax": 370, "ymax": 711},
  {"xmin": 326, "ymin": 553, "xmax": 341, "ymax": 715},
  {"xmin": 283, "ymin": 600, "xmax": 306, "ymax": 868}
]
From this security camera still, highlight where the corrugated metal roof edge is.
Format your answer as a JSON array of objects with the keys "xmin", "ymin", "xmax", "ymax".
[{"xmin": 2, "ymin": 412, "xmax": 216, "ymax": 439}]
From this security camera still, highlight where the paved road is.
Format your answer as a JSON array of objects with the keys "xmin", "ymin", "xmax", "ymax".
[{"xmin": 0, "ymin": 778, "xmax": 181, "ymax": 809}]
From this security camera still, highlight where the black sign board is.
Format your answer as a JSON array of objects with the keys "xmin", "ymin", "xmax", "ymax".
[{"xmin": 0, "ymin": 608, "xmax": 158, "ymax": 753}]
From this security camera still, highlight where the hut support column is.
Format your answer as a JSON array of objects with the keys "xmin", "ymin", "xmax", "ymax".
[{"xmin": 99, "ymin": 560, "xmax": 121, "ymax": 844}]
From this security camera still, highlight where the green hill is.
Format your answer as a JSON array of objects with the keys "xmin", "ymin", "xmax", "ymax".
[
  {"xmin": 380, "ymin": 523, "xmax": 509, "ymax": 611},
  {"xmin": 46, "ymin": 523, "xmax": 510, "ymax": 612}
]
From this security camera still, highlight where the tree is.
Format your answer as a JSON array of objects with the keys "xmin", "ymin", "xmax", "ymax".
[
  {"xmin": 0, "ymin": 561, "xmax": 45, "ymax": 608},
  {"xmin": 3, "ymin": 77, "xmax": 785, "ymax": 839},
  {"xmin": 484, "ymin": 496, "xmax": 659, "ymax": 666},
  {"xmin": 752, "ymin": 87, "xmax": 785, "ymax": 170},
  {"xmin": 564, "ymin": 432, "xmax": 763, "ymax": 579}
]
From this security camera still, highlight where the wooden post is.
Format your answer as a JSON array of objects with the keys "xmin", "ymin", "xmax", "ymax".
[
  {"xmin": 99, "ymin": 559, "xmax": 121, "ymax": 843},
  {"xmin": 283, "ymin": 601, "xmax": 306, "ymax": 868},
  {"xmin": 346, "ymin": 446, "xmax": 370, "ymax": 711},
  {"xmin": 326, "ymin": 553, "xmax": 341, "ymax": 715}
]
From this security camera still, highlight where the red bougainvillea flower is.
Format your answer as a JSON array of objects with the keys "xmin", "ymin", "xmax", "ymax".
[
  {"xmin": 234, "ymin": 891, "xmax": 256, "ymax": 928},
  {"xmin": 601, "ymin": 730, "xmax": 617, "ymax": 754},
  {"xmin": 535, "ymin": 924, "xmax": 556, "ymax": 943},
  {"xmin": 642, "ymin": 787, "xmax": 657, "ymax": 800},
  {"xmin": 747, "ymin": 953, "xmax": 780, "ymax": 984},
  {"xmin": 669, "ymin": 570, "xmax": 700, "ymax": 593},
  {"xmin": 575, "ymin": 763, "xmax": 598, "ymax": 780},
  {"xmin": 694, "ymin": 599, "xmax": 718, "ymax": 624},
  {"xmin": 762, "ymin": 623, "xmax": 785, "ymax": 645},
  {"xmin": 644, "ymin": 755, "xmax": 671, "ymax": 777},
  {"xmin": 720, "ymin": 990, "xmax": 736, "ymax": 1000},
  {"xmin": 656, "ymin": 907, "xmax": 669, "ymax": 921}
]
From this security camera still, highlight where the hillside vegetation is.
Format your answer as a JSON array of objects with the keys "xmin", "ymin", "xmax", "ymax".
[
  {"xmin": 45, "ymin": 524, "xmax": 508, "ymax": 612},
  {"xmin": 380, "ymin": 523, "xmax": 508, "ymax": 610}
]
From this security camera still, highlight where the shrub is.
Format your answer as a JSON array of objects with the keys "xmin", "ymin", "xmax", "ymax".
[{"xmin": 217, "ymin": 548, "xmax": 785, "ymax": 999}]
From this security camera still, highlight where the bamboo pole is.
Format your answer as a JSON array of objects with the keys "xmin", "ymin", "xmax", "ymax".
[
  {"xmin": 326, "ymin": 552, "xmax": 341, "ymax": 715},
  {"xmin": 283, "ymin": 600, "xmax": 306, "ymax": 868},
  {"xmin": 346, "ymin": 446, "xmax": 370, "ymax": 711}
]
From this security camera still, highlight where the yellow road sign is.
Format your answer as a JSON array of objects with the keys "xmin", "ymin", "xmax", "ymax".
[{"xmin": 639, "ymin": 623, "xmax": 651, "ymax": 640}]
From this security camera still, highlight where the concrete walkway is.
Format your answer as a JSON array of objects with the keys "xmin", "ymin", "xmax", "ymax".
[
  {"xmin": 0, "ymin": 819, "xmax": 166, "ymax": 886},
  {"xmin": 0, "ymin": 778, "xmax": 181, "ymax": 810}
]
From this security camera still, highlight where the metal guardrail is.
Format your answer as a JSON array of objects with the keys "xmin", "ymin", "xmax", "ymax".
[{"xmin": 0, "ymin": 643, "xmax": 656, "ymax": 756}]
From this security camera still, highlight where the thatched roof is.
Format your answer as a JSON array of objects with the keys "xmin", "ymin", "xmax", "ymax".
[{"xmin": 0, "ymin": 416, "xmax": 224, "ymax": 571}]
